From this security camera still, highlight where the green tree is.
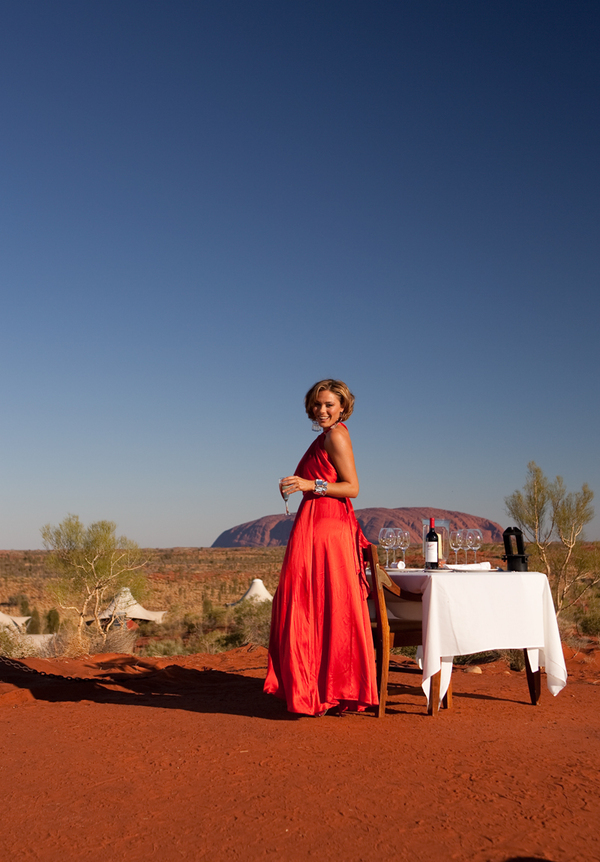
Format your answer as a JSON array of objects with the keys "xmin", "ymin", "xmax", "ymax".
[
  {"xmin": 505, "ymin": 462, "xmax": 597, "ymax": 614},
  {"xmin": 41, "ymin": 515, "xmax": 148, "ymax": 644},
  {"xmin": 44, "ymin": 608, "xmax": 60, "ymax": 634},
  {"xmin": 28, "ymin": 608, "xmax": 41, "ymax": 634}
]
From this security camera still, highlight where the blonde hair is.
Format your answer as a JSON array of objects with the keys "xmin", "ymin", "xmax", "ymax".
[{"xmin": 304, "ymin": 379, "xmax": 355, "ymax": 421}]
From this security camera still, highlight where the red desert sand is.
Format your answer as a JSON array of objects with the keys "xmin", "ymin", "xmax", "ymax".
[{"xmin": 0, "ymin": 643, "xmax": 598, "ymax": 862}]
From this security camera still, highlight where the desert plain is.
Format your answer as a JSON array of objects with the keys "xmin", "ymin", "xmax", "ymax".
[
  {"xmin": 0, "ymin": 643, "xmax": 598, "ymax": 862},
  {"xmin": 1, "ymin": 546, "xmax": 599, "ymax": 862}
]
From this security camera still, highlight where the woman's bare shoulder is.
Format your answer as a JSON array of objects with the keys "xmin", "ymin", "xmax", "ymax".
[{"xmin": 324, "ymin": 423, "xmax": 352, "ymax": 452}]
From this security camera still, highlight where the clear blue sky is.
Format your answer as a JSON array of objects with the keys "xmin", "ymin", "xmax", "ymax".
[{"xmin": 1, "ymin": 1, "xmax": 599, "ymax": 549}]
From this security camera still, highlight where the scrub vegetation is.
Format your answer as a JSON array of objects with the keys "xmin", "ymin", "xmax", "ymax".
[{"xmin": 1, "ymin": 528, "xmax": 599, "ymax": 658}]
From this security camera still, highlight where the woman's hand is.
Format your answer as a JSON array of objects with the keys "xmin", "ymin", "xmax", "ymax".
[{"xmin": 279, "ymin": 475, "xmax": 315, "ymax": 496}]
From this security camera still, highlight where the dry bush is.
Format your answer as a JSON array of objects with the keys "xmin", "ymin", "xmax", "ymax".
[
  {"xmin": 48, "ymin": 624, "xmax": 137, "ymax": 657},
  {"xmin": 219, "ymin": 599, "xmax": 273, "ymax": 649},
  {"xmin": 453, "ymin": 651, "xmax": 501, "ymax": 666},
  {"xmin": 140, "ymin": 638, "xmax": 186, "ymax": 657},
  {"xmin": 576, "ymin": 612, "xmax": 600, "ymax": 636},
  {"xmin": 0, "ymin": 629, "xmax": 39, "ymax": 659},
  {"xmin": 499, "ymin": 649, "xmax": 526, "ymax": 672}
]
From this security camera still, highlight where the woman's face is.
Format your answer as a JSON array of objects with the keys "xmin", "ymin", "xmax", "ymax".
[{"xmin": 312, "ymin": 390, "xmax": 344, "ymax": 430}]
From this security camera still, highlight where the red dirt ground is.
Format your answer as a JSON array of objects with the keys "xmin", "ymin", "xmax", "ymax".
[{"xmin": 1, "ymin": 644, "xmax": 598, "ymax": 862}]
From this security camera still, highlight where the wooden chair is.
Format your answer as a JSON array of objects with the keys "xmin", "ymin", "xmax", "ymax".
[{"xmin": 363, "ymin": 543, "xmax": 451, "ymax": 717}]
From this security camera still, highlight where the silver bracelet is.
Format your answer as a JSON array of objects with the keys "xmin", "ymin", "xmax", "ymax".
[{"xmin": 314, "ymin": 479, "xmax": 328, "ymax": 496}]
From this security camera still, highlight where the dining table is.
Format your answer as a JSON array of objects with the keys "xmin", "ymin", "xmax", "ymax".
[{"xmin": 372, "ymin": 565, "xmax": 568, "ymax": 710}]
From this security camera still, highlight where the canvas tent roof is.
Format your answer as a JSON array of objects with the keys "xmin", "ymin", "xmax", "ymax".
[
  {"xmin": 10, "ymin": 615, "xmax": 31, "ymax": 627},
  {"xmin": 99, "ymin": 588, "xmax": 166, "ymax": 623},
  {"xmin": 0, "ymin": 610, "xmax": 26, "ymax": 632},
  {"xmin": 229, "ymin": 578, "xmax": 273, "ymax": 606}
]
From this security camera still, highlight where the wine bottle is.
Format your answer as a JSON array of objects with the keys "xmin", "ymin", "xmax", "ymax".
[{"xmin": 425, "ymin": 517, "xmax": 439, "ymax": 569}]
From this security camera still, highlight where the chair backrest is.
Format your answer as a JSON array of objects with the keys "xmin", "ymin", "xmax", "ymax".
[
  {"xmin": 362, "ymin": 543, "xmax": 390, "ymax": 637},
  {"xmin": 363, "ymin": 544, "xmax": 422, "ymax": 624}
]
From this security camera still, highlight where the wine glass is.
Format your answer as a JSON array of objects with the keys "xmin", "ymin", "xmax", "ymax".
[
  {"xmin": 471, "ymin": 529, "xmax": 482, "ymax": 563},
  {"xmin": 378, "ymin": 528, "xmax": 388, "ymax": 565},
  {"xmin": 449, "ymin": 530, "xmax": 463, "ymax": 564},
  {"xmin": 397, "ymin": 529, "xmax": 410, "ymax": 565},
  {"xmin": 378, "ymin": 527, "xmax": 394, "ymax": 568},
  {"xmin": 279, "ymin": 477, "xmax": 290, "ymax": 516},
  {"xmin": 390, "ymin": 529, "xmax": 397, "ymax": 565},
  {"xmin": 391, "ymin": 528, "xmax": 401, "ymax": 565},
  {"xmin": 464, "ymin": 529, "xmax": 475, "ymax": 563},
  {"xmin": 385, "ymin": 527, "xmax": 396, "ymax": 567}
]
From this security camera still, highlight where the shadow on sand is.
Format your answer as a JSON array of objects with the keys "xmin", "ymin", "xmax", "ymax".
[
  {"xmin": 1, "ymin": 654, "xmax": 535, "ymax": 719},
  {"xmin": 0, "ymin": 656, "xmax": 299, "ymax": 720}
]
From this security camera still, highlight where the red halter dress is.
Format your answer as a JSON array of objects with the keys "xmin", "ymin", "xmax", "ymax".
[{"xmin": 264, "ymin": 426, "xmax": 378, "ymax": 715}]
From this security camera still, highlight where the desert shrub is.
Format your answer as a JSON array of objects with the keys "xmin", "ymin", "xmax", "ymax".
[
  {"xmin": 136, "ymin": 619, "xmax": 161, "ymax": 638},
  {"xmin": 577, "ymin": 612, "xmax": 600, "ymax": 636},
  {"xmin": 0, "ymin": 629, "xmax": 38, "ymax": 659},
  {"xmin": 46, "ymin": 622, "xmax": 137, "ymax": 657},
  {"xmin": 183, "ymin": 613, "xmax": 202, "ymax": 636},
  {"xmin": 202, "ymin": 599, "xmax": 227, "ymax": 630},
  {"xmin": 0, "ymin": 629, "xmax": 20, "ymax": 657},
  {"xmin": 185, "ymin": 631, "xmax": 229, "ymax": 655},
  {"xmin": 391, "ymin": 646, "xmax": 418, "ymax": 659},
  {"xmin": 500, "ymin": 649, "xmax": 526, "ymax": 671},
  {"xmin": 219, "ymin": 599, "xmax": 272, "ymax": 649},
  {"xmin": 139, "ymin": 638, "xmax": 185, "ymax": 657},
  {"xmin": 97, "ymin": 627, "xmax": 138, "ymax": 655},
  {"xmin": 453, "ymin": 651, "xmax": 501, "ymax": 666}
]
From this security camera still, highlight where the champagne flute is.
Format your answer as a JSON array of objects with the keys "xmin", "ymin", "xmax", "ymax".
[
  {"xmin": 279, "ymin": 477, "xmax": 290, "ymax": 516},
  {"xmin": 449, "ymin": 530, "xmax": 463, "ymax": 564}
]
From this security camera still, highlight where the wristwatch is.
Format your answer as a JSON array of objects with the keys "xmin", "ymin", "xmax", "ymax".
[{"xmin": 314, "ymin": 479, "xmax": 328, "ymax": 496}]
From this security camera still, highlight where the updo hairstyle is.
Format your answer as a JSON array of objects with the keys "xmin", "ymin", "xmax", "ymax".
[{"xmin": 304, "ymin": 379, "xmax": 355, "ymax": 421}]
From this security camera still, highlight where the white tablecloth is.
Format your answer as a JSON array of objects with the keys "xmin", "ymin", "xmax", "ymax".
[{"xmin": 381, "ymin": 569, "xmax": 568, "ymax": 705}]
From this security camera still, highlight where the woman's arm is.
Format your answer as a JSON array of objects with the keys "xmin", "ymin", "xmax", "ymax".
[{"xmin": 281, "ymin": 425, "xmax": 360, "ymax": 499}]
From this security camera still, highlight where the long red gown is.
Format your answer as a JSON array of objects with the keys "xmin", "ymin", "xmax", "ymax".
[{"xmin": 264, "ymin": 426, "xmax": 378, "ymax": 715}]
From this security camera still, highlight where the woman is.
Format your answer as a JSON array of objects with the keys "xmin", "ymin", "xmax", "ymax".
[{"xmin": 264, "ymin": 379, "xmax": 378, "ymax": 716}]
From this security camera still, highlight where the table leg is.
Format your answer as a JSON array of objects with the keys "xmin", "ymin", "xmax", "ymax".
[
  {"xmin": 424, "ymin": 659, "xmax": 453, "ymax": 715},
  {"xmin": 524, "ymin": 649, "xmax": 541, "ymax": 705},
  {"xmin": 428, "ymin": 670, "xmax": 441, "ymax": 716},
  {"xmin": 442, "ymin": 681, "xmax": 452, "ymax": 710}
]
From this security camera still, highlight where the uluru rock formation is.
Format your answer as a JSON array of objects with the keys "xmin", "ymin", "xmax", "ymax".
[{"xmin": 212, "ymin": 507, "xmax": 504, "ymax": 547}]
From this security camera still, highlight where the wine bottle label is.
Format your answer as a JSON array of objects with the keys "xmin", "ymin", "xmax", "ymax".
[{"xmin": 425, "ymin": 541, "xmax": 438, "ymax": 563}]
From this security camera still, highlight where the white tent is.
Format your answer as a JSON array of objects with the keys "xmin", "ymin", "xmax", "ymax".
[
  {"xmin": 229, "ymin": 578, "xmax": 273, "ymax": 606},
  {"xmin": 98, "ymin": 587, "xmax": 166, "ymax": 623},
  {"xmin": 21, "ymin": 633, "xmax": 56, "ymax": 649},
  {"xmin": 10, "ymin": 615, "xmax": 31, "ymax": 628},
  {"xmin": 0, "ymin": 610, "xmax": 26, "ymax": 632}
]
